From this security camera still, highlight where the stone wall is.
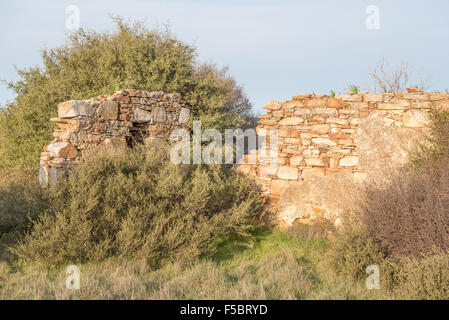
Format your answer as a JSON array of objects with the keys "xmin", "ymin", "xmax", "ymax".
[
  {"xmin": 238, "ymin": 91, "xmax": 449, "ymax": 226},
  {"xmin": 39, "ymin": 89, "xmax": 190, "ymax": 187}
]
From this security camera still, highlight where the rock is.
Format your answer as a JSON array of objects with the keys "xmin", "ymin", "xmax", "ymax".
[
  {"xmin": 47, "ymin": 142, "xmax": 77, "ymax": 158},
  {"xmin": 309, "ymin": 124, "xmax": 329, "ymax": 134},
  {"xmin": 97, "ymin": 100, "xmax": 118, "ymax": 120},
  {"xmin": 277, "ymin": 166, "xmax": 299, "ymax": 180},
  {"xmin": 278, "ymin": 205, "xmax": 300, "ymax": 225},
  {"xmin": 58, "ymin": 100, "xmax": 94, "ymax": 118},
  {"xmin": 133, "ymin": 107, "xmax": 152, "ymax": 123},
  {"xmin": 290, "ymin": 156, "xmax": 304, "ymax": 166},
  {"xmin": 278, "ymin": 117, "xmax": 304, "ymax": 126},
  {"xmin": 339, "ymin": 156, "xmax": 359, "ymax": 167},
  {"xmin": 311, "ymin": 138, "xmax": 337, "ymax": 146},
  {"xmin": 301, "ymin": 168, "xmax": 325, "ymax": 180},
  {"xmin": 327, "ymin": 98, "xmax": 348, "ymax": 109},
  {"xmin": 258, "ymin": 164, "xmax": 278, "ymax": 177},
  {"xmin": 270, "ymin": 179, "xmax": 291, "ymax": 197},
  {"xmin": 312, "ymin": 108, "xmax": 337, "ymax": 115},
  {"xmin": 364, "ymin": 94, "xmax": 383, "ymax": 102},
  {"xmin": 402, "ymin": 110, "xmax": 430, "ymax": 128},
  {"xmin": 305, "ymin": 157, "xmax": 324, "ymax": 167},
  {"xmin": 406, "ymin": 87, "xmax": 423, "ymax": 93},
  {"xmin": 263, "ymin": 101, "xmax": 281, "ymax": 110}
]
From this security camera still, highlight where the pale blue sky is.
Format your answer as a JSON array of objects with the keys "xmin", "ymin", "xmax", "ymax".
[{"xmin": 1, "ymin": 0, "xmax": 448, "ymax": 113}]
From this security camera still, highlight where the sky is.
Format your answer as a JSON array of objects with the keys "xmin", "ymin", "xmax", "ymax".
[{"xmin": 0, "ymin": 0, "xmax": 448, "ymax": 113}]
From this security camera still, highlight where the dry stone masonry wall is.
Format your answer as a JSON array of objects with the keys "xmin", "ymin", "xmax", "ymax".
[
  {"xmin": 238, "ymin": 91, "xmax": 449, "ymax": 226},
  {"xmin": 39, "ymin": 89, "xmax": 189, "ymax": 187}
]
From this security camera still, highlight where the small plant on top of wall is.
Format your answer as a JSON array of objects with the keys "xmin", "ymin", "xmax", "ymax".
[{"xmin": 348, "ymin": 84, "xmax": 359, "ymax": 94}]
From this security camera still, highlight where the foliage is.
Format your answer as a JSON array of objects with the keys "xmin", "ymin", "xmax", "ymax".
[
  {"xmin": 0, "ymin": 17, "xmax": 254, "ymax": 172},
  {"xmin": 13, "ymin": 143, "xmax": 262, "ymax": 267},
  {"xmin": 0, "ymin": 170, "xmax": 48, "ymax": 261}
]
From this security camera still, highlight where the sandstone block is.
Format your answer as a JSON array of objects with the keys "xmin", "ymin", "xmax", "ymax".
[
  {"xmin": 278, "ymin": 117, "xmax": 304, "ymax": 126},
  {"xmin": 309, "ymin": 124, "xmax": 329, "ymax": 134},
  {"xmin": 290, "ymin": 155, "xmax": 303, "ymax": 166},
  {"xmin": 311, "ymin": 138, "xmax": 337, "ymax": 146},
  {"xmin": 97, "ymin": 100, "xmax": 119, "ymax": 120},
  {"xmin": 402, "ymin": 110, "xmax": 430, "ymax": 128},
  {"xmin": 263, "ymin": 101, "xmax": 282, "ymax": 110},
  {"xmin": 327, "ymin": 98, "xmax": 348, "ymax": 108},
  {"xmin": 133, "ymin": 107, "xmax": 153, "ymax": 123},
  {"xmin": 312, "ymin": 108, "xmax": 337, "ymax": 115},
  {"xmin": 339, "ymin": 156, "xmax": 359, "ymax": 167},
  {"xmin": 305, "ymin": 157, "xmax": 324, "ymax": 167},
  {"xmin": 301, "ymin": 168, "xmax": 325, "ymax": 180},
  {"xmin": 277, "ymin": 166, "xmax": 299, "ymax": 180},
  {"xmin": 58, "ymin": 100, "xmax": 94, "ymax": 118}
]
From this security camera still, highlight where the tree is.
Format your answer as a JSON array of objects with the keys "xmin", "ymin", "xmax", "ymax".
[{"xmin": 0, "ymin": 17, "xmax": 254, "ymax": 172}]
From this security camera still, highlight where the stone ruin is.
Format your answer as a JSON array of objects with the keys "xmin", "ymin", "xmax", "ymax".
[
  {"xmin": 238, "ymin": 90, "xmax": 449, "ymax": 226},
  {"xmin": 39, "ymin": 88, "xmax": 449, "ymax": 226},
  {"xmin": 39, "ymin": 89, "xmax": 190, "ymax": 187}
]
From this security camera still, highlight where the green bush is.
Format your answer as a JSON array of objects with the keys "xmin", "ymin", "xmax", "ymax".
[
  {"xmin": 13, "ymin": 143, "xmax": 263, "ymax": 267},
  {"xmin": 325, "ymin": 218, "xmax": 400, "ymax": 291},
  {"xmin": 0, "ymin": 17, "xmax": 254, "ymax": 173},
  {"xmin": 394, "ymin": 251, "xmax": 449, "ymax": 300},
  {"xmin": 0, "ymin": 170, "xmax": 48, "ymax": 261}
]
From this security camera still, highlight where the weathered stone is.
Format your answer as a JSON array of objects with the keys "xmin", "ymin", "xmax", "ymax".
[
  {"xmin": 335, "ymin": 94, "xmax": 362, "ymax": 102},
  {"xmin": 402, "ymin": 110, "xmax": 430, "ymax": 128},
  {"xmin": 277, "ymin": 166, "xmax": 298, "ymax": 180},
  {"xmin": 58, "ymin": 100, "xmax": 94, "ymax": 118},
  {"xmin": 327, "ymin": 98, "xmax": 348, "ymax": 108},
  {"xmin": 364, "ymin": 94, "xmax": 383, "ymax": 102},
  {"xmin": 305, "ymin": 157, "xmax": 324, "ymax": 167},
  {"xmin": 258, "ymin": 164, "xmax": 278, "ymax": 177},
  {"xmin": 47, "ymin": 142, "xmax": 77, "ymax": 158},
  {"xmin": 378, "ymin": 102, "xmax": 410, "ymax": 110},
  {"xmin": 133, "ymin": 107, "xmax": 153, "ymax": 123},
  {"xmin": 97, "ymin": 100, "xmax": 119, "ymax": 120},
  {"xmin": 263, "ymin": 101, "xmax": 282, "ymax": 110},
  {"xmin": 301, "ymin": 168, "xmax": 325, "ymax": 180},
  {"xmin": 309, "ymin": 124, "xmax": 329, "ymax": 134},
  {"xmin": 311, "ymin": 138, "xmax": 337, "ymax": 146},
  {"xmin": 305, "ymin": 99, "xmax": 326, "ymax": 108},
  {"xmin": 339, "ymin": 156, "xmax": 359, "ymax": 167},
  {"xmin": 278, "ymin": 117, "xmax": 304, "ymax": 126},
  {"xmin": 290, "ymin": 155, "xmax": 303, "ymax": 166},
  {"xmin": 312, "ymin": 108, "xmax": 337, "ymax": 115}
]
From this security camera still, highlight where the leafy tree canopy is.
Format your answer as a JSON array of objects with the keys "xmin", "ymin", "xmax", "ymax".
[{"xmin": 0, "ymin": 17, "xmax": 253, "ymax": 172}]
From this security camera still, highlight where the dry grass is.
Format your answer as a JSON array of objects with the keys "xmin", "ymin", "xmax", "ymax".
[{"xmin": 0, "ymin": 228, "xmax": 380, "ymax": 300}]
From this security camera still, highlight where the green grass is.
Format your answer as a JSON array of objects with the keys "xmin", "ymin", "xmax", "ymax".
[{"xmin": 0, "ymin": 227, "xmax": 383, "ymax": 300}]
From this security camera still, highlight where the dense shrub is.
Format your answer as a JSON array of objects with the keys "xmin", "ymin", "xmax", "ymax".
[
  {"xmin": 0, "ymin": 170, "xmax": 48, "ymax": 260},
  {"xmin": 411, "ymin": 110, "xmax": 449, "ymax": 166},
  {"xmin": 0, "ymin": 17, "xmax": 254, "ymax": 172},
  {"xmin": 360, "ymin": 158, "xmax": 449, "ymax": 259},
  {"xmin": 325, "ymin": 218, "xmax": 400, "ymax": 291},
  {"xmin": 394, "ymin": 251, "xmax": 449, "ymax": 299},
  {"xmin": 13, "ymin": 143, "xmax": 263, "ymax": 267}
]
